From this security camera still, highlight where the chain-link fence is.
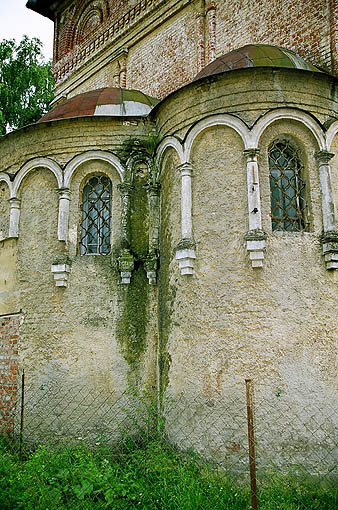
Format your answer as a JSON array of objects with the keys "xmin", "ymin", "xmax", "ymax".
[{"xmin": 1, "ymin": 374, "xmax": 337, "ymax": 509}]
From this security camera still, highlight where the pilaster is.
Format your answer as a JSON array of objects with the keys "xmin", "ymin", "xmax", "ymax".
[
  {"xmin": 8, "ymin": 198, "xmax": 21, "ymax": 238},
  {"xmin": 57, "ymin": 188, "xmax": 71, "ymax": 242},
  {"xmin": 243, "ymin": 149, "xmax": 266, "ymax": 268},
  {"xmin": 176, "ymin": 162, "xmax": 196, "ymax": 275}
]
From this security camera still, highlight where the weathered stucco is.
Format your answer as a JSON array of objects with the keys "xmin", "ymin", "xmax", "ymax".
[{"xmin": 0, "ymin": 34, "xmax": 337, "ymax": 465}]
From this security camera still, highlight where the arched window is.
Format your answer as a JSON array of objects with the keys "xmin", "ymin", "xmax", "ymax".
[
  {"xmin": 80, "ymin": 175, "xmax": 112, "ymax": 255},
  {"xmin": 269, "ymin": 139, "xmax": 308, "ymax": 232}
]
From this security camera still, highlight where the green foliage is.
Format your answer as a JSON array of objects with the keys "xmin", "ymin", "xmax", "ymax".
[
  {"xmin": 0, "ymin": 36, "xmax": 53, "ymax": 135},
  {"xmin": 0, "ymin": 436, "xmax": 336, "ymax": 510}
]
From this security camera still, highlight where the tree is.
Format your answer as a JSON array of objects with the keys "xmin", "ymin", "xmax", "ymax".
[{"xmin": 0, "ymin": 36, "xmax": 53, "ymax": 135}]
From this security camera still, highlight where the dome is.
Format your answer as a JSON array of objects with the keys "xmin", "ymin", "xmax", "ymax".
[
  {"xmin": 39, "ymin": 87, "xmax": 160, "ymax": 122},
  {"xmin": 193, "ymin": 44, "xmax": 322, "ymax": 81}
]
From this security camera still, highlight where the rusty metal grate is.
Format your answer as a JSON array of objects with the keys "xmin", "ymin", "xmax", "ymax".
[
  {"xmin": 80, "ymin": 175, "xmax": 112, "ymax": 255},
  {"xmin": 269, "ymin": 139, "xmax": 307, "ymax": 232}
]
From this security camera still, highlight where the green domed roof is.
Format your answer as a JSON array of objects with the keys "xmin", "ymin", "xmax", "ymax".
[{"xmin": 193, "ymin": 44, "xmax": 322, "ymax": 81}]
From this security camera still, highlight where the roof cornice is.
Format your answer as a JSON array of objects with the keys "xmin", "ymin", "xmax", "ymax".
[{"xmin": 26, "ymin": 0, "xmax": 56, "ymax": 20}]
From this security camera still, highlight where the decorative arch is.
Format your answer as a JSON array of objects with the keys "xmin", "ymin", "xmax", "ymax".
[
  {"xmin": 326, "ymin": 121, "xmax": 338, "ymax": 151},
  {"xmin": 126, "ymin": 154, "xmax": 153, "ymax": 183},
  {"xmin": 72, "ymin": 0, "xmax": 109, "ymax": 47},
  {"xmin": 183, "ymin": 114, "xmax": 250, "ymax": 162},
  {"xmin": 64, "ymin": 150, "xmax": 125, "ymax": 188},
  {"xmin": 12, "ymin": 157, "xmax": 63, "ymax": 198},
  {"xmin": 250, "ymin": 108, "xmax": 326, "ymax": 151},
  {"xmin": 156, "ymin": 136, "xmax": 184, "ymax": 177},
  {"xmin": 0, "ymin": 173, "xmax": 13, "ymax": 196}
]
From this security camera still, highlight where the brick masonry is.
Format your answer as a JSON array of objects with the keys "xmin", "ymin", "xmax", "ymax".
[
  {"xmin": 0, "ymin": 313, "xmax": 21, "ymax": 435},
  {"xmin": 52, "ymin": 0, "xmax": 337, "ymax": 101}
]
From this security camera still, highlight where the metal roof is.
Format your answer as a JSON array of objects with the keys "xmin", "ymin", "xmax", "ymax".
[
  {"xmin": 39, "ymin": 88, "xmax": 160, "ymax": 122},
  {"xmin": 193, "ymin": 44, "xmax": 322, "ymax": 81}
]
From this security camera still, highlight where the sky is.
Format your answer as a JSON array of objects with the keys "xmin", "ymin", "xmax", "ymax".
[{"xmin": 0, "ymin": 0, "xmax": 54, "ymax": 60}]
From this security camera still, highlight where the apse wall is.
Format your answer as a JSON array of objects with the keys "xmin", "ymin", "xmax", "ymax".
[
  {"xmin": 0, "ymin": 117, "xmax": 157, "ymax": 442},
  {"xmin": 157, "ymin": 68, "xmax": 338, "ymax": 466}
]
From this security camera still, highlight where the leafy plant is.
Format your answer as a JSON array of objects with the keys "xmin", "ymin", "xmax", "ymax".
[{"xmin": 0, "ymin": 436, "xmax": 336, "ymax": 509}]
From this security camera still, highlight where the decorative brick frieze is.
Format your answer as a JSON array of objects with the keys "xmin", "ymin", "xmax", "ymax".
[{"xmin": 53, "ymin": 0, "xmax": 162, "ymax": 86}]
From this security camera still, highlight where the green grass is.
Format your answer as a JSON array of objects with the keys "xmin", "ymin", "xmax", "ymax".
[{"xmin": 0, "ymin": 438, "xmax": 336, "ymax": 509}]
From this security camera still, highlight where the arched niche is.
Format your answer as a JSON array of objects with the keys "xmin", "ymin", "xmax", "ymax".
[
  {"xmin": 0, "ymin": 176, "xmax": 11, "ymax": 240},
  {"xmin": 329, "ymin": 132, "xmax": 338, "ymax": 231},
  {"xmin": 159, "ymin": 146, "xmax": 182, "ymax": 255},
  {"xmin": 183, "ymin": 114, "xmax": 250, "ymax": 162},
  {"xmin": 250, "ymin": 108, "xmax": 326, "ymax": 151},
  {"xmin": 258, "ymin": 117, "xmax": 323, "ymax": 234},
  {"xmin": 64, "ymin": 150, "xmax": 124, "ymax": 188},
  {"xmin": 189, "ymin": 123, "xmax": 247, "ymax": 267},
  {"xmin": 67, "ymin": 157, "xmax": 123, "ymax": 257},
  {"xmin": 18, "ymin": 167, "xmax": 61, "ymax": 279}
]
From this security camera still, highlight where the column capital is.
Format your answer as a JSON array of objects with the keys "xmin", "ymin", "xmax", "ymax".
[
  {"xmin": 117, "ymin": 182, "xmax": 133, "ymax": 195},
  {"xmin": 177, "ymin": 162, "xmax": 193, "ymax": 177},
  {"xmin": 9, "ymin": 197, "xmax": 21, "ymax": 207},
  {"xmin": 146, "ymin": 182, "xmax": 161, "ymax": 196},
  {"xmin": 56, "ymin": 187, "xmax": 71, "ymax": 199},
  {"xmin": 243, "ymin": 148, "xmax": 260, "ymax": 159},
  {"xmin": 315, "ymin": 150, "xmax": 335, "ymax": 164}
]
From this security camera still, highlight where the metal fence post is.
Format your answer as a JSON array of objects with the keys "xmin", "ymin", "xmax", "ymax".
[
  {"xmin": 245, "ymin": 378, "xmax": 258, "ymax": 510},
  {"xmin": 19, "ymin": 369, "xmax": 25, "ymax": 461}
]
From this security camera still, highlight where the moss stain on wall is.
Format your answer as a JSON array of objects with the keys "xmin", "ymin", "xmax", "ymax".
[{"xmin": 116, "ymin": 172, "xmax": 150, "ymax": 370}]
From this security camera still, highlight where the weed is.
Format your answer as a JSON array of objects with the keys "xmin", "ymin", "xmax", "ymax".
[{"xmin": 0, "ymin": 437, "xmax": 336, "ymax": 509}]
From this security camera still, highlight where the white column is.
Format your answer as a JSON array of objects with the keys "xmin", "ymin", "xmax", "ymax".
[
  {"xmin": 8, "ymin": 198, "xmax": 21, "ymax": 238},
  {"xmin": 243, "ymin": 149, "xmax": 266, "ymax": 268},
  {"xmin": 175, "ymin": 162, "xmax": 196, "ymax": 275},
  {"xmin": 316, "ymin": 151, "xmax": 336, "ymax": 233},
  {"xmin": 316, "ymin": 151, "xmax": 338, "ymax": 270},
  {"xmin": 179, "ymin": 162, "xmax": 193, "ymax": 239},
  {"xmin": 57, "ymin": 188, "xmax": 71, "ymax": 242},
  {"xmin": 244, "ymin": 148, "xmax": 262, "ymax": 231}
]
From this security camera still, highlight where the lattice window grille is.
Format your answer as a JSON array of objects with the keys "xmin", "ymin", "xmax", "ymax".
[
  {"xmin": 269, "ymin": 139, "xmax": 308, "ymax": 232},
  {"xmin": 80, "ymin": 175, "xmax": 112, "ymax": 255}
]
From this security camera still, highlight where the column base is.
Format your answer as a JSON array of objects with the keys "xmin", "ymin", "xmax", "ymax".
[
  {"xmin": 246, "ymin": 231, "xmax": 267, "ymax": 269},
  {"xmin": 51, "ymin": 264, "xmax": 71, "ymax": 287},
  {"xmin": 175, "ymin": 239, "xmax": 196, "ymax": 276},
  {"xmin": 321, "ymin": 231, "xmax": 338, "ymax": 270}
]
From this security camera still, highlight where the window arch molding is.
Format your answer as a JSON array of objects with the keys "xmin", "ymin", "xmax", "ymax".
[
  {"xmin": 250, "ymin": 108, "xmax": 325, "ymax": 151},
  {"xmin": 64, "ymin": 150, "xmax": 125, "ymax": 188}
]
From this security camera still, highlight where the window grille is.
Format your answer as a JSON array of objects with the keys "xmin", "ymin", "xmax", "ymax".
[
  {"xmin": 80, "ymin": 175, "xmax": 112, "ymax": 255},
  {"xmin": 269, "ymin": 139, "xmax": 307, "ymax": 232}
]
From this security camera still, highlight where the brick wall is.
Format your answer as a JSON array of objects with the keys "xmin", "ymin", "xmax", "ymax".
[
  {"xmin": 0, "ymin": 313, "xmax": 21, "ymax": 435},
  {"xmin": 55, "ymin": 0, "xmax": 111, "ymax": 61},
  {"xmin": 127, "ymin": 4, "xmax": 199, "ymax": 99},
  {"xmin": 215, "ymin": 0, "xmax": 334, "ymax": 75},
  {"xmin": 51, "ymin": 0, "xmax": 337, "ymax": 103}
]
